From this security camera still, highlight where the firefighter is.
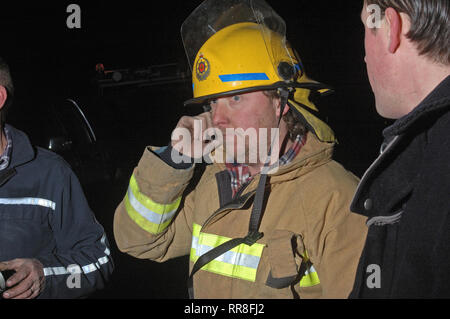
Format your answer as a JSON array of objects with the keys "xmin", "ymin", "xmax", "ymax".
[{"xmin": 114, "ymin": 0, "xmax": 367, "ymax": 298}]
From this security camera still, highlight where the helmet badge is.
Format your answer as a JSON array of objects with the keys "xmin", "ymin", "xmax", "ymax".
[{"xmin": 196, "ymin": 54, "xmax": 211, "ymax": 81}]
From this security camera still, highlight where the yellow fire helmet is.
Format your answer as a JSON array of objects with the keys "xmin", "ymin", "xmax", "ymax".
[{"xmin": 181, "ymin": 0, "xmax": 336, "ymax": 143}]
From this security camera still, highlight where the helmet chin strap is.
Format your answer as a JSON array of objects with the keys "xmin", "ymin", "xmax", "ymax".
[
  {"xmin": 277, "ymin": 88, "xmax": 289, "ymax": 127},
  {"xmin": 262, "ymin": 87, "xmax": 290, "ymax": 171}
]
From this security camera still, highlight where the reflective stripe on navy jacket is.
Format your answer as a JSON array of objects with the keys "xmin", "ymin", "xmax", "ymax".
[{"xmin": 0, "ymin": 124, "xmax": 113, "ymax": 298}]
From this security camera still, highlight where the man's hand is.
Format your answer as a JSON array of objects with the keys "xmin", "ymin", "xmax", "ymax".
[
  {"xmin": 171, "ymin": 112, "xmax": 222, "ymax": 159},
  {"xmin": 0, "ymin": 259, "xmax": 45, "ymax": 299}
]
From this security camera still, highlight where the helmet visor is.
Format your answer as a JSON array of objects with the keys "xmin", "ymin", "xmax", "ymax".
[{"xmin": 181, "ymin": 0, "xmax": 296, "ymax": 77}]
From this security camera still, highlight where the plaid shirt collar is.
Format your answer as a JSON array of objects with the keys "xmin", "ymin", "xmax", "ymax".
[
  {"xmin": 0, "ymin": 126, "xmax": 13, "ymax": 171},
  {"xmin": 225, "ymin": 134, "xmax": 307, "ymax": 197}
]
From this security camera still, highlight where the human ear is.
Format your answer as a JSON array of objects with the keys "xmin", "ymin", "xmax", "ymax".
[
  {"xmin": 275, "ymin": 100, "xmax": 290, "ymax": 118},
  {"xmin": 385, "ymin": 7, "xmax": 402, "ymax": 54},
  {"xmin": 0, "ymin": 86, "xmax": 7, "ymax": 110},
  {"xmin": 280, "ymin": 103, "xmax": 290, "ymax": 116}
]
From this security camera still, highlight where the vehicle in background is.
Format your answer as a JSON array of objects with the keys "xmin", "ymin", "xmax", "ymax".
[{"xmin": 8, "ymin": 98, "xmax": 114, "ymax": 196}]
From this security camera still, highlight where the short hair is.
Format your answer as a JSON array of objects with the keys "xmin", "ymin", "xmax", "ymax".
[
  {"xmin": 0, "ymin": 57, "xmax": 14, "ymax": 126},
  {"xmin": 365, "ymin": 0, "xmax": 450, "ymax": 65}
]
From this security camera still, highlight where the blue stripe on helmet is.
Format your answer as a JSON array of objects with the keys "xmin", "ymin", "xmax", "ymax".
[{"xmin": 219, "ymin": 73, "xmax": 269, "ymax": 82}]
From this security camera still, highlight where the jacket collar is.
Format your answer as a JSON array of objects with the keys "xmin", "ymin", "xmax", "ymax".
[
  {"xmin": 4, "ymin": 124, "xmax": 36, "ymax": 168},
  {"xmin": 213, "ymin": 131, "xmax": 334, "ymax": 184},
  {"xmin": 268, "ymin": 132, "xmax": 334, "ymax": 183},
  {"xmin": 383, "ymin": 75, "xmax": 450, "ymax": 138}
]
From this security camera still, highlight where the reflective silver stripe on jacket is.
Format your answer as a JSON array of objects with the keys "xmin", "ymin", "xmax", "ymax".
[
  {"xmin": 43, "ymin": 234, "xmax": 111, "ymax": 276},
  {"xmin": 191, "ymin": 236, "xmax": 261, "ymax": 269},
  {"xmin": 126, "ymin": 186, "xmax": 178, "ymax": 225},
  {"xmin": 0, "ymin": 197, "xmax": 56, "ymax": 210}
]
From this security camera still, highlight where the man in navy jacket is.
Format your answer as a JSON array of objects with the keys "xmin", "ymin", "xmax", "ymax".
[
  {"xmin": 0, "ymin": 57, "xmax": 113, "ymax": 299},
  {"xmin": 350, "ymin": 0, "xmax": 450, "ymax": 298}
]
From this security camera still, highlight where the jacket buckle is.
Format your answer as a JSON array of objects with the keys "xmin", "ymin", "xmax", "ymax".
[{"xmin": 244, "ymin": 231, "xmax": 264, "ymax": 246}]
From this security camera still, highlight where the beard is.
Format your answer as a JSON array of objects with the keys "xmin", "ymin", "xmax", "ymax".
[{"xmin": 220, "ymin": 128, "xmax": 280, "ymax": 165}]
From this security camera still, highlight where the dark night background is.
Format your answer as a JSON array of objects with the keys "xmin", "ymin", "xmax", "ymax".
[{"xmin": 0, "ymin": 1, "xmax": 392, "ymax": 299}]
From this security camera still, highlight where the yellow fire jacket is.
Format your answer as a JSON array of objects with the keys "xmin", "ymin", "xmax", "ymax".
[{"xmin": 114, "ymin": 132, "xmax": 368, "ymax": 298}]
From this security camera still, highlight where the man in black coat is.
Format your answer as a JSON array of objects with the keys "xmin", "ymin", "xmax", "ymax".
[{"xmin": 350, "ymin": 0, "xmax": 450, "ymax": 298}]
